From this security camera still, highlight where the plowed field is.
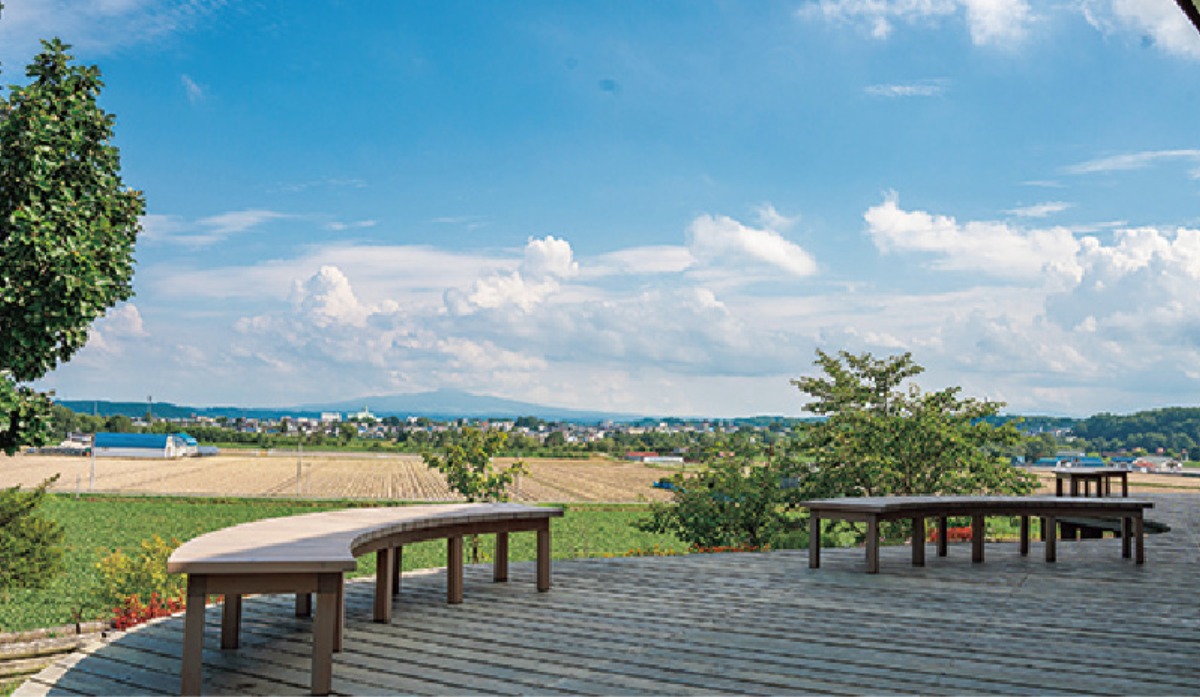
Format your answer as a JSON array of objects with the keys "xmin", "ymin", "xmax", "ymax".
[{"xmin": 0, "ymin": 451, "xmax": 675, "ymax": 503}]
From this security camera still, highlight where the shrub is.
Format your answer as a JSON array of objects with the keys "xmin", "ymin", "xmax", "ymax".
[
  {"xmin": 0, "ymin": 476, "xmax": 65, "ymax": 590},
  {"xmin": 94, "ymin": 535, "xmax": 184, "ymax": 610}
]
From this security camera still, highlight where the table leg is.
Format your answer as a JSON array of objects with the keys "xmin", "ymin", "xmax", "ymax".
[
  {"xmin": 937, "ymin": 517, "xmax": 948, "ymax": 557},
  {"xmin": 536, "ymin": 525, "xmax": 552, "ymax": 592},
  {"xmin": 1071, "ymin": 479, "xmax": 1079, "ymax": 497},
  {"xmin": 911, "ymin": 516, "xmax": 925, "ymax": 567},
  {"xmin": 312, "ymin": 573, "xmax": 339, "ymax": 696},
  {"xmin": 220, "ymin": 593, "xmax": 241, "ymax": 650},
  {"xmin": 866, "ymin": 518, "xmax": 880, "ymax": 574},
  {"xmin": 334, "ymin": 575, "xmax": 344, "ymax": 653},
  {"xmin": 1121, "ymin": 473, "xmax": 1128, "ymax": 497},
  {"xmin": 1055, "ymin": 477, "xmax": 1063, "ymax": 497},
  {"xmin": 971, "ymin": 516, "xmax": 985, "ymax": 563},
  {"xmin": 1019, "ymin": 516, "xmax": 1030, "ymax": 556},
  {"xmin": 448, "ymin": 536, "xmax": 464, "ymax": 604},
  {"xmin": 295, "ymin": 593, "xmax": 312, "ymax": 618},
  {"xmin": 494, "ymin": 532, "xmax": 509, "ymax": 582},
  {"xmin": 1122, "ymin": 516, "xmax": 1132, "ymax": 558},
  {"xmin": 809, "ymin": 512, "xmax": 821, "ymax": 569},
  {"xmin": 374, "ymin": 548, "xmax": 393, "ymax": 623},
  {"xmin": 1045, "ymin": 516, "xmax": 1057, "ymax": 562},
  {"xmin": 181, "ymin": 574, "xmax": 207, "ymax": 696},
  {"xmin": 1040, "ymin": 517, "xmax": 1047, "ymax": 542},
  {"xmin": 1135, "ymin": 514, "xmax": 1145, "ymax": 564}
]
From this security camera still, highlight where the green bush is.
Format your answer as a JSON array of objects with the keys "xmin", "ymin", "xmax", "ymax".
[
  {"xmin": 94, "ymin": 535, "xmax": 185, "ymax": 609},
  {"xmin": 0, "ymin": 476, "xmax": 65, "ymax": 591}
]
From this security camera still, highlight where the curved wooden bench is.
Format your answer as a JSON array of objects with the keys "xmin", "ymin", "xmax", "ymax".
[
  {"xmin": 167, "ymin": 502, "xmax": 563, "ymax": 695},
  {"xmin": 802, "ymin": 495, "xmax": 1154, "ymax": 573}
]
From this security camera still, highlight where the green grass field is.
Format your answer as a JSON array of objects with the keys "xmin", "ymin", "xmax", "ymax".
[{"xmin": 0, "ymin": 495, "xmax": 683, "ymax": 633}]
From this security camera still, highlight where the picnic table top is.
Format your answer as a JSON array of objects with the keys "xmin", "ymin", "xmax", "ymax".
[
  {"xmin": 166, "ymin": 502, "xmax": 562, "ymax": 575},
  {"xmin": 798, "ymin": 495, "xmax": 1154, "ymax": 515},
  {"xmin": 1050, "ymin": 467, "xmax": 1129, "ymax": 476}
]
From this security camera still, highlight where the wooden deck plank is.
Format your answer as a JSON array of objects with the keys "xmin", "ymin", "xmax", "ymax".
[{"xmin": 15, "ymin": 493, "xmax": 1200, "ymax": 696}]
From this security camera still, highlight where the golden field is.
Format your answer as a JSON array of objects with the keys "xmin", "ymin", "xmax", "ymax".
[{"xmin": 0, "ymin": 451, "xmax": 676, "ymax": 503}]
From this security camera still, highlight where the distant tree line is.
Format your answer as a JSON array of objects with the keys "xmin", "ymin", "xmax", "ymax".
[{"xmin": 1070, "ymin": 407, "xmax": 1200, "ymax": 456}]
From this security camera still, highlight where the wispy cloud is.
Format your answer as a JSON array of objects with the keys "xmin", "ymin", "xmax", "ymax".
[
  {"xmin": 798, "ymin": 0, "xmax": 1033, "ymax": 46},
  {"xmin": 274, "ymin": 178, "xmax": 367, "ymax": 193},
  {"xmin": 181, "ymin": 74, "xmax": 204, "ymax": 103},
  {"xmin": 864, "ymin": 80, "xmax": 947, "ymax": 97},
  {"xmin": 1064, "ymin": 149, "xmax": 1200, "ymax": 176},
  {"xmin": 140, "ymin": 209, "xmax": 289, "ymax": 247},
  {"xmin": 326, "ymin": 219, "xmax": 378, "ymax": 231},
  {"xmin": 0, "ymin": 0, "xmax": 225, "ymax": 66},
  {"xmin": 1082, "ymin": 0, "xmax": 1200, "ymax": 60},
  {"xmin": 431, "ymin": 215, "xmax": 488, "ymax": 230},
  {"xmin": 1006, "ymin": 201, "xmax": 1073, "ymax": 218}
]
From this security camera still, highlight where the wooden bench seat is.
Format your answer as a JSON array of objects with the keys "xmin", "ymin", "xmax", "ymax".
[
  {"xmin": 801, "ymin": 495, "xmax": 1154, "ymax": 574},
  {"xmin": 166, "ymin": 502, "xmax": 562, "ymax": 695}
]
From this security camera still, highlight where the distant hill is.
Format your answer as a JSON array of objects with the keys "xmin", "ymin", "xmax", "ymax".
[
  {"xmin": 301, "ymin": 389, "xmax": 642, "ymax": 422},
  {"xmin": 57, "ymin": 389, "xmax": 644, "ymax": 423}
]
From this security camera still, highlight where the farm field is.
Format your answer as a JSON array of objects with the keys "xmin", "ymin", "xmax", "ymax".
[{"xmin": 0, "ymin": 452, "xmax": 675, "ymax": 503}]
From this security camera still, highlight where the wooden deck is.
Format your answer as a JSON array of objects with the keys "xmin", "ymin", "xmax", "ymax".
[{"xmin": 17, "ymin": 494, "xmax": 1200, "ymax": 695}]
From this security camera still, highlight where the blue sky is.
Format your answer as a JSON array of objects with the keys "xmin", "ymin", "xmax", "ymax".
[{"xmin": 4, "ymin": 0, "xmax": 1200, "ymax": 417}]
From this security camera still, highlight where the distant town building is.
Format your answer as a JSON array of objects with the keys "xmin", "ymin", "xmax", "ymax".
[{"xmin": 320, "ymin": 412, "xmax": 341, "ymax": 423}]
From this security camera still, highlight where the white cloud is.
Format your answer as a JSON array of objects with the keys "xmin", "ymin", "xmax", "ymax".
[
  {"xmin": 864, "ymin": 191, "xmax": 1082, "ymax": 279},
  {"xmin": 961, "ymin": 0, "xmax": 1033, "ymax": 46},
  {"xmin": 139, "ymin": 209, "xmax": 289, "ymax": 247},
  {"xmin": 1064, "ymin": 149, "xmax": 1200, "ymax": 176},
  {"xmin": 445, "ymin": 236, "xmax": 579, "ymax": 315},
  {"xmin": 326, "ymin": 219, "xmax": 378, "ymax": 231},
  {"xmin": 687, "ymin": 214, "xmax": 818, "ymax": 277},
  {"xmin": 1006, "ymin": 201, "xmax": 1073, "ymax": 218},
  {"xmin": 291, "ymin": 265, "xmax": 371, "ymax": 328},
  {"xmin": 582, "ymin": 246, "xmax": 696, "ymax": 278},
  {"xmin": 1083, "ymin": 0, "xmax": 1200, "ymax": 59},
  {"xmin": 797, "ymin": 0, "xmax": 1033, "ymax": 46},
  {"xmin": 82, "ymin": 303, "xmax": 147, "ymax": 358},
  {"xmin": 864, "ymin": 81, "xmax": 947, "ymax": 97},
  {"xmin": 180, "ymin": 74, "xmax": 203, "ymax": 103},
  {"xmin": 0, "ymin": 0, "xmax": 223, "ymax": 67}
]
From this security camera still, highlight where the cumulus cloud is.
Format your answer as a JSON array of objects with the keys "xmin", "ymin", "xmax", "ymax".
[
  {"xmin": 445, "ymin": 236, "xmax": 579, "ymax": 315},
  {"xmin": 864, "ymin": 192, "xmax": 1082, "ymax": 280},
  {"xmin": 687, "ymin": 214, "xmax": 818, "ymax": 277},
  {"xmin": 84, "ymin": 303, "xmax": 147, "ymax": 357},
  {"xmin": 290, "ymin": 265, "xmax": 371, "ymax": 328},
  {"xmin": 797, "ymin": 0, "xmax": 1033, "ymax": 46},
  {"xmin": 1083, "ymin": 0, "xmax": 1200, "ymax": 59}
]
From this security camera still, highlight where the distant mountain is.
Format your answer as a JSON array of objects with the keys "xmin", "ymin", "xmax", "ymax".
[
  {"xmin": 301, "ymin": 389, "xmax": 643, "ymax": 423},
  {"xmin": 57, "ymin": 389, "xmax": 644, "ymax": 423}
]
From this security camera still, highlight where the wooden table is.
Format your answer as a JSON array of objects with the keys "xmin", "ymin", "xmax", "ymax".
[
  {"xmin": 1053, "ymin": 467, "xmax": 1129, "ymax": 497},
  {"xmin": 801, "ymin": 495, "xmax": 1153, "ymax": 574}
]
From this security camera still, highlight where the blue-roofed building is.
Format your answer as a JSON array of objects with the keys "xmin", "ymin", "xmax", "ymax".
[{"xmin": 93, "ymin": 432, "xmax": 192, "ymax": 459}]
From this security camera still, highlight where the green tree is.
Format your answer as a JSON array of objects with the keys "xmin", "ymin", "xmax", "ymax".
[
  {"xmin": 0, "ymin": 39, "xmax": 143, "ymax": 454},
  {"xmin": 0, "ymin": 475, "xmax": 65, "ymax": 590},
  {"xmin": 793, "ymin": 350, "xmax": 1035, "ymax": 498},
  {"xmin": 424, "ymin": 428, "xmax": 527, "ymax": 562}
]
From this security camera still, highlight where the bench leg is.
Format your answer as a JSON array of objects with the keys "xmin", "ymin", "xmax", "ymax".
[
  {"xmin": 220, "ymin": 594, "xmax": 241, "ymax": 650},
  {"xmin": 971, "ymin": 516, "xmax": 985, "ymax": 563},
  {"xmin": 335, "ymin": 575, "xmax": 344, "ymax": 653},
  {"xmin": 1019, "ymin": 516, "xmax": 1030, "ymax": 556},
  {"xmin": 911, "ymin": 516, "xmax": 925, "ymax": 567},
  {"xmin": 374, "ymin": 548, "xmax": 394, "ymax": 623},
  {"xmin": 809, "ymin": 513, "xmax": 821, "ymax": 569},
  {"xmin": 393, "ymin": 546, "xmax": 402, "ymax": 596},
  {"xmin": 448, "ymin": 536, "xmax": 464, "ymax": 604},
  {"xmin": 312, "ymin": 573, "xmax": 339, "ymax": 696},
  {"xmin": 1135, "ymin": 515, "xmax": 1145, "ymax": 564},
  {"xmin": 937, "ymin": 517, "xmax": 947, "ymax": 557},
  {"xmin": 1045, "ymin": 516, "xmax": 1057, "ymax": 562},
  {"xmin": 537, "ymin": 525, "xmax": 552, "ymax": 592},
  {"xmin": 181, "ymin": 574, "xmax": 207, "ymax": 696},
  {"xmin": 494, "ymin": 532, "xmax": 509, "ymax": 582},
  {"xmin": 865, "ymin": 518, "xmax": 879, "ymax": 574},
  {"xmin": 296, "ymin": 593, "xmax": 312, "ymax": 618},
  {"xmin": 1122, "ymin": 516, "xmax": 1132, "ymax": 558}
]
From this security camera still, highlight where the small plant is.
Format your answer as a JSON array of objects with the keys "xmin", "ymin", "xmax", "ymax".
[
  {"xmin": 94, "ymin": 534, "xmax": 185, "ymax": 610},
  {"xmin": 110, "ymin": 591, "xmax": 184, "ymax": 631}
]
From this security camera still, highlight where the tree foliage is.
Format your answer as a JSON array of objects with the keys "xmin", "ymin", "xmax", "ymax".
[
  {"xmin": 423, "ymin": 427, "xmax": 526, "ymax": 502},
  {"xmin": 0, "ymin": 475, "xmax": 65, "ymax": 590},
  {"xmin": 794, "ymin": 350, "xmax": 1035, "ymax": 498},
  {"xmin": 0, "ymin": 38, "xmax": 143, "ymax": 454}
]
